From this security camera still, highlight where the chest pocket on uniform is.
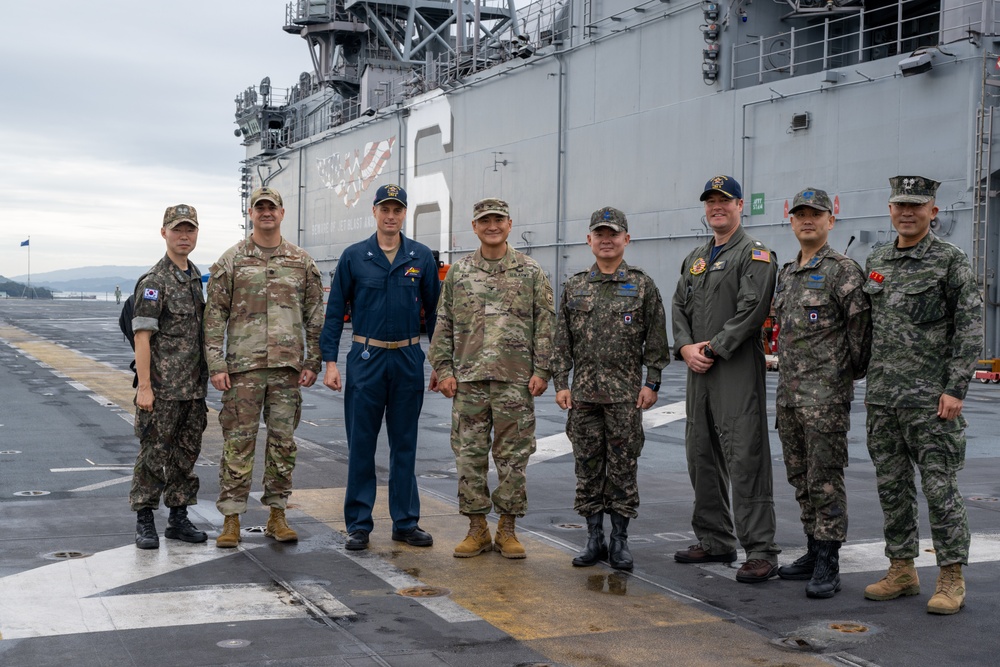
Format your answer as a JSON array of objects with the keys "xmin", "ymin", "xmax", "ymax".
[
  {"xmin": 902, "ymin": 280, "xmax": 946, "ymax": 324},
  {"xmin": 801, "ymin": 290, "xmax": 836, "ymax": 329},
  {"xmin": 566, "ymin": 297, "xmax": 594, "ymax": 312}
]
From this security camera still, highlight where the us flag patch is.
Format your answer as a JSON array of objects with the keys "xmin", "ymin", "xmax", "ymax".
[
  {"xmin": 143, "ymin": 288, "xmax": 159, "ymax": 301},
  {"xmin": 751, "ymin": 248, "xmax": 771, "ymax": 263}
]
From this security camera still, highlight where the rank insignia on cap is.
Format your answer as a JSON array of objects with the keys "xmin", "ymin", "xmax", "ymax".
[
  {"xmin": 808, "ymin": 310, "xmax": 819, "ymax": 322},
  {"xmin": 869, "ymin": 271, "xmax": 885, "ymax": 283},
  {"xmin": 752, "ymin": 248, "xmax": 771, "ymax": 262},
  {"xmin": 405, "ymin": 267, "xmax": 421, "ymax": 277},
  {"xmin": 143, "ymin": 288, "xmax": 159, "ymax": 301},
  {"xmin": 690, "ymin": 258, "xmax": 707, "ymax": 275},
  {"xmin": 623, "ymin": 313, "xmax": 633, "ymax": 325}
]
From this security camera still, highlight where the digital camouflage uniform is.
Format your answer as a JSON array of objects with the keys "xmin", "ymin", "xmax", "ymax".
[
  {"xmin": 551, "ymin": 259, "xmax": 670, "ymax": 518},
  {"xmin": 672, "ymin": 225, "xmax": 780, "ymax": 561},
  {"xmin": 204, "ymin": 237, "xmax": 325, "ymax": 515},
  {"xmin": 428, "ymin": 243, "xmax": 555, "ymax": 516},
  {"xmin": 775, "ymin": 241, "xmax": 871, "ymax": 542},
  {"xmin": 129, "ymin": 254, "xmax": 208, "ymax": 511},
  {"xmin": 864, "ymin": 230, "xmax": 983, "ymax": 566}
]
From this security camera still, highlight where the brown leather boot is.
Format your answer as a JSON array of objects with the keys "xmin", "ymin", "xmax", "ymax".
[
  {"xmin": 927, "ymin": 564, "xmax": 966, "ymax": 615},
  {"xmin": 216, "ymin": 514, "xmax": 241, "ymax": 548},
  {"xmin": 864, "ymin": 558, "xmax": 920, "ymax": 600},
  {"xmin": 453, "ymin": 514, "xmax": 492, "ymax": 558},
  {"xmin": 265, "ymin": 507, "xmax": 298, "ymax": 542},
  {"xmin": 494, "ymin": 514, "xmax": 526, "ymax": 559}
]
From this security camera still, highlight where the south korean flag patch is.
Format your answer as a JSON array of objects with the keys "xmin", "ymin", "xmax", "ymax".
[
  {"xmin": 143, "ymin": 288, "xmax": 159, "ymax": 301},
  {"xmin": 623, "ymin": 313, "xmax": 633, "ymax": 325}
]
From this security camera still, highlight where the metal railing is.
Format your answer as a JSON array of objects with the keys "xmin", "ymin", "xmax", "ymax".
[{"xmin": 732, "ymin": 0, "xmax": 998, "ymax": 88}]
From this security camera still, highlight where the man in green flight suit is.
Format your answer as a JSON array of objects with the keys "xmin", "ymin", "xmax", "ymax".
[{"xmin": 672, "ymin": 175, "xmax": 781, "ymax": 583}]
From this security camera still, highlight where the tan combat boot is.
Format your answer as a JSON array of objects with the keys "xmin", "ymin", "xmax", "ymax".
[
  {"xmin": 927, "ymin": 563, "xmax": 966, "ymax": 615},
  {"xmin": 864, "ymin": 558, "xmax": 920, "ymax": 600},
  {"xmin": 494, "ymin": 514, "xmax": 526, "ymax": 559},
  {"xmin": 265, "ymin": 507, "xmax": 299, "ymax": 542},
  {"xmin": 454, "ymin": 514, "xmax": 492, "ymax": 558},
  {"xmin": 217, "ymin": 514, "xmax": 241, "ymax": 548}
]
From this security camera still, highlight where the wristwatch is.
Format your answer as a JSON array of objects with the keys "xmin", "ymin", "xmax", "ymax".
[{"xmin": 644, "ymin": 381, "xmax": 660, "ymax": 392}]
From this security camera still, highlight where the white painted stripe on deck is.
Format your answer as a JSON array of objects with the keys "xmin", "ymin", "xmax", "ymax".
[
  {"xmin": 694, "ymin": 532, "xmax": 1000, "ymax": 582},
  {"xmin": 0, "ymin": 541, "xmax": 353, "ymax": 639},
  {"xmin": 87, "ymin": 393, "xmax": 116, "ymax": 407},
  {"xmin": 52, "ymin": 466, "xmax": 133, "ymax": 472},
  {"xmin": 337, "ymin": 546, "xmax": 482, "ymax": 623},
  {"xmin": 69, "ymin": 476, "xmax": 133, "ymax": 492},
  {"xmin": 67, "ymin": 381, "xmax": 89, "ymax": 391},
  {"xmin": 530, "ymin": 400, "xmax": 687, "ymax": 465}
]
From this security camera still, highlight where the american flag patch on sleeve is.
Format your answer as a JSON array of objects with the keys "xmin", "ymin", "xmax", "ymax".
[{"xmin": 751, "ymin": 248, "xmax": 771, "ymax": 263}]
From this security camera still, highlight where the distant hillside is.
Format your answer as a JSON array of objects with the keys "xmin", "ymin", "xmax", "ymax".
[
  {"xmin": 0, "ymin": 276, "xmax": 54, "ymax": 299},
  {"xmin": 10, "ymin": 265, "xmax": 149, "ymax": 296}
]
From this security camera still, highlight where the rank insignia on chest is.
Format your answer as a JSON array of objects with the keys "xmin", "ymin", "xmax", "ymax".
[
  {"xmin": 623, "ymin": 313, "xmax": 633, "ymax": 325},
  {"xmin": 690, "ymin": 258, "xmax": 707, "ymax": 275},
  {"xmin": 405, "ymin": 266, "xmax": 421, "ymax": 277},
  {"xmin": 808, "ymin": 310, "xmax": 819, "ymax": 322},
  {"xmin": 868, "ymin": 270, "xmax": 884, "ymax": 283},
  {"xmin": 143, "ymin": 288, "xmax": 159, "ymax": 301},
  {"xmin": 752, "ymin": 248, "xmax": 771, "ymax": 263},
  {"xmin": 710, "ymin": 260, "xmax": 727, "ymax": 271}
]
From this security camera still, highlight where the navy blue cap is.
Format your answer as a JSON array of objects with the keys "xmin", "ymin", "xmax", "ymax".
[
  {"xmin": 699, "ymin": 175, "xmax": 743, "ymax": 201},
  {"xmin": 373, "ymin": 184, "xmax": 407, "ymax": 207}
]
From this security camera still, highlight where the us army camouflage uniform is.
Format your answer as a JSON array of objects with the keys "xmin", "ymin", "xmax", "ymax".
[
  {"xmin": 204, "ymin": 238, "xmax": 325, "ymax": 515},
  {"xmin": 864, "ymin": 232, "xmax": 983, "ymax": 566},
  {"xmin": 428, "ymin": 244, "xmax": 555, "ymax": 516},
  {"xmin": 672, "ymin": 226, "xmax": 780, "ymax": 561},
  {"xmin": 775, "ymin": 242, "xmax": 871, "ymax": 542},
  {"xmin": 551, "ymin": 260, "xmax": 670, "ymax": 518},
  {"xmin": 129, "ymin": 254, "xmax": 208, "ymax": 511}
]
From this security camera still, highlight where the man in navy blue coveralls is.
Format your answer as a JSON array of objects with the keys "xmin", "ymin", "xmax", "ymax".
[{"xmin": 321, "ymin": 184, "xmax": 441, "ymax": 551}]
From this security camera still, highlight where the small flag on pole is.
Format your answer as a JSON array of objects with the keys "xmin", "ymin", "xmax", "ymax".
[{"xmin": 20, "ymin": 239, "xmax": 29, "ymax": 247}]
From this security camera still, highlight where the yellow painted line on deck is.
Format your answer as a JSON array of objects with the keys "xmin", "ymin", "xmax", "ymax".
[{"xmin": 293, "ymin": 488, "xmax": 831, "ymax": 667}]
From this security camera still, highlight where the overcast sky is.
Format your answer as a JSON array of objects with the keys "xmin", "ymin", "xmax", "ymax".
[{"xmin": 1, "ymin": 1, "xmax": 308, "ymax": 277}]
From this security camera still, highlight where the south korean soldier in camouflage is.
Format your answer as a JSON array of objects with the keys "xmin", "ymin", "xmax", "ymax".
[
  {"xmin": 862, "ymin": 176, "xmax": 983, "ymax": 615},
  {"xmin": 130, "ymin": 204, "xmax": 209, "ymax": 549},
  {"xmin": 428, "ymin": 197, "xmax": 555, "ymax": 559},
  {"xmin": 551, "ymin": 207, "xmax": 670, "ymax": 571},
  {"xmin": 773, "ymin": 188, "xmax": 872, "ymax": 598},
  {"xmin": 203, "ymin": 187, "xmax": 325, "ymax": 548}
]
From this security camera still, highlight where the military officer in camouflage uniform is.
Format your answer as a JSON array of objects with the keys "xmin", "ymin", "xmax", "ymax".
[
  {"xmin": 773, "ymin": 188, "xmax": 872, "ymax": 598},
  {"xmin": 130, "ymin": 204, "xmax": 209, "ymax": 549},
  {"xmin": 862, "ymin": 176, "xmax": 983, "ymax": 615},
  {"xmin": 204, "ymin": 187, "xmax": 325, "ymax": 548},
  {"xmin": 672, "ymin": 175, "xmax": 781, "ymax": 583},
  {"xmin": 429, "ymin": 197, "xmax": 555, "ymax": 559},
  {"xmin": 551, "ymin": 207, "xmax": 670, "ymax": 571}
]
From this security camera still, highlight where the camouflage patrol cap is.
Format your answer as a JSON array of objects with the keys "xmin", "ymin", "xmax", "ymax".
[
  {"xmin": 374, "ymin": 183, "xmax": 407, "ymax": 207},
  {"xmin": 163, "ymin": 204, "xmax": 199, "ymax": 229},
  {"xmin": 700, "ymin": 175, "xmax": 743, "ymax": 201},
  {"xmin": 789, "ymin": 188, "xmax": 833, "ymax": 214},
  {"xmin": 473, "ymin": 197, "xmax": 510, "ymax": 221},
  {"xmin": 250, "ymin": 187, "xmax": 283, "ymax": 207},
  {"xmin": 888, "ymin": 176, "xmax": 939, "ymax": 204},
  {"xmin": 589, "ymin": 206, "xmax": 628, "ymax": 232}
]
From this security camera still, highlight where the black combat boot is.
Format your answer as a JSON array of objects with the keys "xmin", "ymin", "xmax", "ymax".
[
  {"xmin": 135, "ymin": 508, "xmax": 159, "ymax": 550},
  {"xmin": 805, "ymin": 540, "xmax": 842, "ymax": 599},
  {"xmin": 165, "ymin": 506, "xmax": 208, "ymax": 543},
  {"xmin": 572, "ymin": 512, "xmax": 608, "ymax": 567},
  {"xmin": 608, "ymin": 513, "xmax": 634, "ymax": 572},
  {"xmin": 778, "ymin": 535, "xmax": 817, "ymax": 580}
]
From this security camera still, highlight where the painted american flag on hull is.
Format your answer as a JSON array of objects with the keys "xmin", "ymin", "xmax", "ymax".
[{"xmin": 317, "ymin": 137, "xmax": 396, "ymax": 208}]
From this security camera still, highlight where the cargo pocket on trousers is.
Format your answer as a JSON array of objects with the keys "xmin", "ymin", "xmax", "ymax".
[{"xmin": 812, "ymin": 408, "xmax": 850, "ymax": 469}]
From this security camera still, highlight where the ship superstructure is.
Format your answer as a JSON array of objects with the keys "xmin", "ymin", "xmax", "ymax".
[{"xmin": 234, "ymin": 0, "xmax": 1000, "ymax": 357}]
